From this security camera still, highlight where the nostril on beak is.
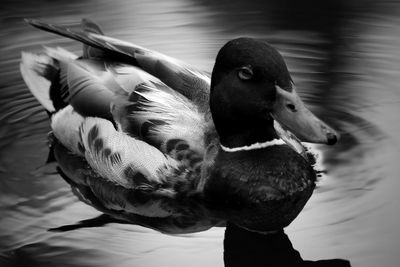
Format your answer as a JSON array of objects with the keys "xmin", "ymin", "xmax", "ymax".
[{"xmin": 326, "ymin": 133, "xmax": 338, "ymax": 145}]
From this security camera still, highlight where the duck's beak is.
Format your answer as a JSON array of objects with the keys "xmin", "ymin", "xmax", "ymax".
[{"xmin": 271, "ymin": 85, "xmax": 338, "ymax": 145}]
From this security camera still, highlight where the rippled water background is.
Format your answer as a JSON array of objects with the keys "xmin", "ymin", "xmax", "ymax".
[{"xmin": 1, "ymin": 0, "xmax": 400, "ymax": 266}]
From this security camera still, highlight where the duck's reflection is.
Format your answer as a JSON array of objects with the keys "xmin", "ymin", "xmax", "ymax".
[
  {"xmin": 51, "ymin": 217, "xmax": 351, "ymax": 267},
  {"xmin": 224, "ymin": 223, "xmax": 351, "ymax": 267}
]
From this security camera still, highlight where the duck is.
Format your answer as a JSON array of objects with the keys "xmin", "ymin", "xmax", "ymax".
[{"xmin": 20, "ymin": 18, "xmax": 338, "ymax": 235}]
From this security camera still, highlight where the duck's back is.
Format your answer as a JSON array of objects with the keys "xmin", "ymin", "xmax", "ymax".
[{"xmin": 20, "ymin": 19, "xmax": 223, "ymax": 233}]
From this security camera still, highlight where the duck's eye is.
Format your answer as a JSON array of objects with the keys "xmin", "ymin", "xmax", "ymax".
[
  {"xmin": 238, "ymin": 67, "xmax": 253, "ymax": 80},
  {"xmin": 286, "ymin": 103, "xmax": 297, "ymax": 112}
]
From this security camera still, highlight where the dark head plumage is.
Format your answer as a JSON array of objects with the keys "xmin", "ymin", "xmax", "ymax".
[
  {"xmin": 210, "ymin": 38, "xmax": 294, "ymax": 147},
  {"xmin": 211, "ymin": 38, "xmax": 292, "ymax": 90}
]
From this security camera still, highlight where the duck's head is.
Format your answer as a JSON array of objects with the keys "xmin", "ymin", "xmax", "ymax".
[{"xmin": 210, "ymin": 38, "xmax": 338, "ymax": 149}]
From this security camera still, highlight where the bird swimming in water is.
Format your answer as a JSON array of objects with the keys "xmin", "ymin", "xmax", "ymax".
[{"xmin": 20, "ymin": 18, "xmax": 338, "ymax": 235}]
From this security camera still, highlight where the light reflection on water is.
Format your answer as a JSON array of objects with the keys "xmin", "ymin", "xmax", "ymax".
[{"xmin": 1, "ymin": 0, "xmax": 400, "ymax": 266}]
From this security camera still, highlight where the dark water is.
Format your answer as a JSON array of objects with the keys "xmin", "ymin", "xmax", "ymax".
[{"xmin": 1, "ymin": 0, "xmax": 400, "ymax": 266}]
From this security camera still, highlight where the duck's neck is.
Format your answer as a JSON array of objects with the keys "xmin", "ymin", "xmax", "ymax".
[{"xmin": 218, "ymin": 120, "xmax": 280, "ymax": 149}]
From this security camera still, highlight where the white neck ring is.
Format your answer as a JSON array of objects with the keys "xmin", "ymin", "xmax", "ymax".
[{"xmin": 220, "ymin": 139, "xmax": 285, "ymax": 153}]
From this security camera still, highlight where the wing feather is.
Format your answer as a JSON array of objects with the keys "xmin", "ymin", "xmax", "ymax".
[
  {"xmin": 111, "ymin": 82, "xmax": 210, "ymax": 156},
  {"xmin": 78, "ymin": 116, "xmax": 178, "ymax": 188},
  {"xmin": 92, "ymin": 34, "xmax": 211, "ymax": 110},
  {"xmin": 26, "ymin": 19, "xmax": 211, "ymax": 110},
  {"xmin": 105, "ymin": 62, "xmax": 162, "ymax": 94},
  {"xmin": 65, "ymin": 60, "xmax": 115, "ymax": 119}
]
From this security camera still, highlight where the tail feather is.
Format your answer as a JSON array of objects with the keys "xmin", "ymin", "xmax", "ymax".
[
  {"xmin": 20, "ymin": 48, "xmax": 78, "ymax": 112},
  {"xmin": 44, "ymin": 46, "xmax": 78, "ymax": 109},
  {"xmin": 20, "ymin": 52, "xmax": 55, "ymax": 112}
]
